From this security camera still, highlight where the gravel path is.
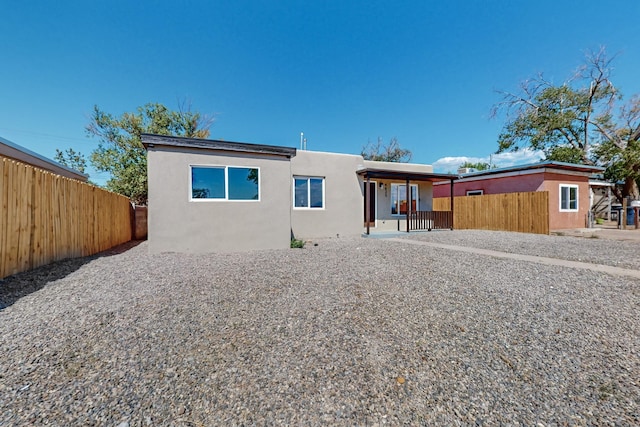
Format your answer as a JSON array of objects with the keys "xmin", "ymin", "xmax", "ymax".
[
  {"xmin": 400, "ymin": 229, "xmax": 640, "ymax": 270},
  {"xmin": 1, "ymin": 231, "xmax": 638, "ymax": 426}
]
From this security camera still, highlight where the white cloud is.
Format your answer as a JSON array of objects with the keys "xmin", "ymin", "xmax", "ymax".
[{"xmin": 432, "ymin": 149, "xmax": 544, "ymax": 173}]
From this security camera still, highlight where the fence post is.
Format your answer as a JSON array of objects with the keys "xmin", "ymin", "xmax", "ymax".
[{"xmin": 449, "ymin": 178, "xmax": 455, "ymax": 230}]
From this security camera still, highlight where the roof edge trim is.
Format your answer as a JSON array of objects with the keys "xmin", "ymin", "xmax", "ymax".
[{"xmin": 141, "ymin": 133, "xmax": 297, "ymax": 158}]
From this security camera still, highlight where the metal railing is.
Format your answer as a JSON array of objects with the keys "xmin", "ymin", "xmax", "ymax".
[{"xmin": 408, "ymin": 210, "xmax": 453, "ymax": 231}]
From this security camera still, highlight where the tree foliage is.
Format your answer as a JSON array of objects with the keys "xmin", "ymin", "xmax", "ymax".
[
  {"xmin": 86, "ymin": 102, "xmax": 213, "ymax": 204},
  {"xmin": 361, "ymin": 137, "xmax": 412, "ymax": 162},
  {"xmin": 592, "ymin": 95, "xmax": 640, "ymax": 199},
  {"xmin": 492, "ymin": 48, "xmax": 640, "ymax": 201},
  {"xmin": 459, "ymin": 161, "xmax": 492, "ymax": 171},
  {"xmin": 54, "ymin": 148, "xmax": 87, "ymax": 173}
]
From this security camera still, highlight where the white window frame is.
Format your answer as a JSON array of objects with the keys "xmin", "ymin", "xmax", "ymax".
[
  {"xmin": 189, "ymin": 165, "xmax": 260, "ymax": 202},
  {"xmin": 559, "ymin": 184, "xmax": 578, "ymax": 212},
  {"xmin": 390, "ymin": 183, "xmax": 418, "ymax": 216},
  {"xmin": 466, "ymin": 189, "xmax": 484, "ymax": 196},
  {"xmin": 293, "ymin": 176, "xmax": 325, "ymax": 209}
]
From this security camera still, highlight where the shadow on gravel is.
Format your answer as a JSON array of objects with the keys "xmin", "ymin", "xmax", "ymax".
[{"xmin": 0, "ymin": 240, "xmax": 143, "ymax": 311}]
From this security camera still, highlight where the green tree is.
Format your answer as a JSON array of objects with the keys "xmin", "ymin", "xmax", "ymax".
[
  {"xmin": 591, "ymin": 95, "xmax": 640, "ymax": 200},
  {"xmin": 86, "ymin": 102, "xmax": 214, "ymax": 204},
  {"xmin": 361, "ymin": 137, "xmax": 412, "ymax": 162},
  {"xmin": 492, "ymin": 48, "xmax": 639, "ymax": 201},
  {"xmin": 459, "ymin": 161, "xmax": 492, "ymax": 171},
  {"xmin": 54, "ymin": 148, "xmax": 87, "ymax": 173}
]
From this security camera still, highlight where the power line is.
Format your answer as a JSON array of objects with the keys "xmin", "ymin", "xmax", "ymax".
[{"xmin": 0, "ymin": 127, "xmax": 91, "ymax": 144}]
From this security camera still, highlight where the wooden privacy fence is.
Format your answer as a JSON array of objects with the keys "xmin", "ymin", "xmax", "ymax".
[
  {"xmin": 433, "ymin": 191, "xmax": 549, "ymax": 235},
  {"xmin": 1, "ymin": 157, "xmax": 133, "ymax": 279}
]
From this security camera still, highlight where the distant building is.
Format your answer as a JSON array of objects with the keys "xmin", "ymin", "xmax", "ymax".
[
  {"xmin": 0, "ymin": 136, "xmax": 88, "ymax": 182},
  {"xmin": 433, "ymin": 161, "xmax": 605, "ymax": 230}
]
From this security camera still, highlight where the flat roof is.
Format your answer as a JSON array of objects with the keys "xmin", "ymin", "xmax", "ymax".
[
  {"xmin": 460, "ymin": 161, "xmax": 604, "ymax": 178},
  {"xmin": 141, "ymin": 134, "xmax": 297, "ymax": 158}
]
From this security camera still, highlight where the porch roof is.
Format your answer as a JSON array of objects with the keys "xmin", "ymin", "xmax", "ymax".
[{"xmin": 356, "ymin": 167, "xmax": 457, "ymax": 182}]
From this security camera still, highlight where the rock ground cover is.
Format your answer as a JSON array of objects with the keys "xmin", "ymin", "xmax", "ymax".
[{"xmin": 0, "ymin": 231, "xmax": 638, "ymax": 425}]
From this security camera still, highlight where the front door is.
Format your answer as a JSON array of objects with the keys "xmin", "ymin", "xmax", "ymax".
[{"xmin": 364, "ymin": 182, "xmax": 376, "ymax": 226}]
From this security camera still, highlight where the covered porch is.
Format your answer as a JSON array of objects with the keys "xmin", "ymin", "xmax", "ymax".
[{"xmin": 357, "ymin": 166, "xmax": 457, "ymax": 235}]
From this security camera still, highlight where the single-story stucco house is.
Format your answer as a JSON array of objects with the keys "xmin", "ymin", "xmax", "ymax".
[
  {"xmin": 432, "ymin": 161, "xmax": 604, "ymax": 230},
  {"xmin": 141, "ymin": 133, "xmax": 456, "ymax": 253}
]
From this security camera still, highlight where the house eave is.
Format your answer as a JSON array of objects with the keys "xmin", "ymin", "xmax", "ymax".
[
  {"xmin": 141, "ymin": 133, "xmax": 297, "ymax": 158},
  {"xmin": 459, "ymin": 161, "xmax": 604, "ymax": 178}
]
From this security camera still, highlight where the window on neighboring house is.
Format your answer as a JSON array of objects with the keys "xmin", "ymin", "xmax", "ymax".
[
  {"xmin": 294, "ymin": 177, "xmax": 324, "ymax": 208},
  {"xmin": 559, "ymin": 184, "xmax": 578, "ymax": 211},
  {"xmin": 191, "ymin": 166, "xmax": 259, "ymax": 201},
  {"xmin": 466, "ymin": 190, "xmax": 484, "ymax": 196},
  {"xmin": 390, "ymin": 183, "xmax": 418, "ymax": 215}
]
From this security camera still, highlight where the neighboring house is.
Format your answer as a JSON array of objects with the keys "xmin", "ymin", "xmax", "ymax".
[
  {"xmin": 142, "ymin": 133, "xmax": 455, "ymax": 253},
  {"xmin": 433, "ymin": 161, "xmax": 605, "ymax": 230},
  {"xmin": 0, "ymin": 136, "xmax": 88, "ymax": 182},
  {"xmin": 589, "ymin": 176, "xmax": 615, "ymax": 220}
]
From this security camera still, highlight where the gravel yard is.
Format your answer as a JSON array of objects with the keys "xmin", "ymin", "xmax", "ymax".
[{"xmin": 1, "ymin": 231, "xmax": 638, "ymax": 426}]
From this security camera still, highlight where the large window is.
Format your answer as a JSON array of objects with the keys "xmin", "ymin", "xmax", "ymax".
[
  {"xmin": 559, "ymin": 184, "xmax": 578, "ymax": 211},
  {"xmin": 294, "ymin": 177, "xmax": 324, "ymax": 208},
  {"xmin": 391, "ymin": 183, "xmax": 418, "ymax": 215},
  {"xmin": 191, "ymin": 166, "xmax": 259, "ymax": 201}
]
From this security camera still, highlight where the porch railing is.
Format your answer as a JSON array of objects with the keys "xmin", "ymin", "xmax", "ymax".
[{"xmin": 408, "ymin": 210, "xmax": 453, "ymax": 231}]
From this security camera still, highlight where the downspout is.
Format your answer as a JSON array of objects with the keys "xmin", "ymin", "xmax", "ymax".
[{"xmin": 406, "ymin": 178, "xmax": 410, "ymax": 232}]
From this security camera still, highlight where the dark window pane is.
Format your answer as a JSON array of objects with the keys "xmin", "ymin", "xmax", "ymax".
[
  {"xmin": 310, "ymin": 178, "xmax": 323, "ymax": 208},
  {"xmin": 561, "ymin": 186, "xmax": 571, "ymax": 210},
  {"xmin": 399, "ymin": 185, "xmax": 407, "ymax": 214},
  {"xmin": 391, "ymin": 184, "xmax": 399, "ymax": 214},
  {"xmin": 192, "ymin": 167, "xmax": 225, "ymax": 199},
  {"xmin": 228, "ymin": 167, "xmax": 259, "ymax": 200},
  {"xmin": 294, "ymin": 178, "xmax": 308, "ymax": 207},
  {"xmin": 569, "ymin": 187, "xmax": 577, "ymax": 209}
]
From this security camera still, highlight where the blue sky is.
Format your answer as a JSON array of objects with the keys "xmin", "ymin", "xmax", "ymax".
[{"xmin": 2, "ymin": 1, "xmax": 639, "ymax": 184}]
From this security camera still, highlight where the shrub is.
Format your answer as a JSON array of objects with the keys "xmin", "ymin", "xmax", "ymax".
[{"xmin": 290, "ymin": 238, "xmax": 305, "ymax": 249}]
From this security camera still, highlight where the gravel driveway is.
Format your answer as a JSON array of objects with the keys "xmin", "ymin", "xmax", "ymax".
[{"xmin": 1, "ymin": 231, "xmax": 638, "ymax": 426}]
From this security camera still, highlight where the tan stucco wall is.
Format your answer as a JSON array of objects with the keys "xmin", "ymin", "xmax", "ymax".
[
  {"xmin": 290, "ymin": 151, "xmax": 364, "ymax": 239},
  {"xmin": 147, "ymin": 146, "xmax": 292, "ymax": 253},
  {"xmin": 362, "ymin": 160, "xmax": 434, "ymax": 174}
]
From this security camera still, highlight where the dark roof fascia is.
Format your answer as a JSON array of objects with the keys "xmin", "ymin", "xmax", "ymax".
[
  {"xmin": 357, "ymin": 168, "xmax": 458, "ymax": 182},
  {"xmin": 460, "ymin": 161, "xmax": 604, "ymax": 178},
  {"xmin": 141, "ymin": 133, "xmax": 297, "ymax": 158}
]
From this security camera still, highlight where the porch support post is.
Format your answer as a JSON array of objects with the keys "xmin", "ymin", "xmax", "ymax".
[
  {"xmin": 366, "ymin": 175, "xmax": 371, "ymax": 235},
  {"xmin": 406, "ymin": 178, "xmax": 410, "ymax": 233},
  {"xmin": 450, "ymin": 178, "xmax": 455, "ymax": 230},
  {"xmin": 607, "ymin": 186, "xmax": 611, "ymax": 220}
]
